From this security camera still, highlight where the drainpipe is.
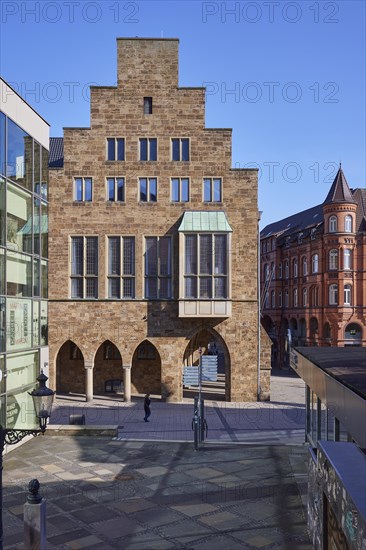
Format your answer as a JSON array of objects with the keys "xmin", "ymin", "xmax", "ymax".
[{"xmin": 257, "ymin": 211, "xmax": 263, "ymax": 401}]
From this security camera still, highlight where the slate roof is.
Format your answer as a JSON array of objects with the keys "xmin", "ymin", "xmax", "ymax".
[
  {"xmin": 323, "ymin": 166, "xmax": 357, "ymax": 204},
  {"xmin": 261, "ymin": 204, "xmax": 323, "ymax": 239},
  {"xmin": 49, "ymin": 137, "xmax": 64, "ymax": 168}
]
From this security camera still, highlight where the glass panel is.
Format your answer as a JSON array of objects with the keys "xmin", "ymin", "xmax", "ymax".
[
  {"xmin": 71, "ymin": 278, "xmax": 83, "ymax": 298},
  {"xmin": 215, "ymin": 235, "xmax": 227, "ymax": 274},
  {"xmin": 203, "ymin": 178, "xmax": 211, "ymax": 201},
  {"xmin": 7, "ymin": 119, "xmax": 32, "ymax": 189},
  {"xmin": 6, "ymin": 297, "xmax": 32, "ymax": 351},
  {"xmin": 185, "ymin": 277, "xmax": 197, "ymax": 298},
  {"xmin": 123, "ymin": 278, "xmax": 134, "ymax": 298},
  {"xmin": 33, "ymin": 257, "xmax": 40, "ymax": 296},
  {"xmin": 74, "ymin": 178, "xmax": 82, "ymax": 201},
  {"xmin": 160, "ymin": 278, "xmax": 171, "ymax": 299},
  {"xmin": 200, "ymin": 277, "xmax": 212, "ymax": 298},
  {"xmin": 123, "ymin": 237, "xmax": 135, "ymax": 275},
  {"xmin": 117, "ymin": 138, "xmax": 125, "ymax": 161},
  {"xmin": 0, "ymin": 298, "xmax": 5, "ymax": 352},
  {"xmin": 32, "ymin": 300, "xmax": 39, "ymax": 346},
  {"xmin": 200, "ymin": 235, "xmax": 212, "ymax": 274},
  {"xmin": 6, "ymin": 349, "xmax": 39, "ymax": 429},
  {"xmin": 33, "ymin": 198, "xmax": 40, "ymax": 256},
  {"xmin": 41, "ymin": 259, "xmax": 48, "ymax": 298},
  {"xmin": 0, "ymin": 248, "xmax": 4, "ymax": 295},
  {"xmin": 0, "ymin": 355, "xmax": 5, "ymax": 394},
  {"xmin": 181, "ymin": 139, "xmax": 189, "ymax": 161},
  {"xmin": 7, "ymin": 182, "xmax": 32, "ymax": 254},
  {"xmin": 34, "ymin": 141, "xmax": 41, "ymax": 194},
  {"xmin": 117, "ymin": 178, "xmax": 124, "ymax": 201},
  {"xmin": 0, "ymin": 177, "xmax": 5, "ymax": 246},
  {"xmin": 213, "ymin": 178, "xmax": 222, "ymax": 202},
  {"xmin": 145, "ymin": 278, "xmax": 157, "ymax": 299},
  {"xmin": 41, "ymin": 201, "xmax": 48, "ymax": 258},
  {"xmin": 71, "ymin": 237, "xmax": 83, "ymax": 275},
  {"xmin": 214, "ymin": 277, "xmax": 227, "ymax": 298},
  {"xmin": 185, "ymin": 235, "xmax": 197, "ymax": 274},
  {"xmin": 108, "ymin": 278, "xmax": 120, "ymax": 299},
  {"xmin": 181, "ymin": 178, "xmax": 189, "ymax": 202},
  {"xmin": 145, "ymin": 237, "xmax": 157, "ymax": 275},
  {"xmin": 41, "ymin": 146, "xmax": 48, "ymax": 200},
  {"xmin": 171, "ymin": 178, "xmax": 179, "ymax": 202},
  {"xmin": 143, "ymin": 97, "xmax": 152, "ymax": 114},
  {"xmin": 86, "ymin": 237, "xmax": 98, "ymax": 275},
  {"xmin": 149, "ymin": 178, "xmax": 157, "ymax": 202},
  {"xmin": 107, "ymin": 178, "xmax": 115, "ymax": 201},
  {"xmin": 84, "ymin": 178, "xmax": 92, "ymax": 201},
  {"xmin": 107, "ymin": 138, "xmax": 115, "ymax": 160},
  {"xmin": 149, "ymin": 139, "xmax": 157, "ymax": 161},
  {"xmin": 86, "ymin": 278, "xmax": 98, "ymax": 298},
  {"xmin": 139, "ymin": 178, "xmax": 147, "ymax": 201},
  {"xmin": 139, "ymin": 139, "xmax": 147, "ymax": 161},
  {"xmin": 0, "ymin": 112, "xmax": 5, "ymax": 177},
  {"xmin": 108, "ymin": 237, "xmax": 120, "ymax": 275},
  {"xmin": 172, "ymin": 139, "xmax": 179, "ymax": 161},
  {"xmin": 6, "ymin": 250, "xmax": 32, "ymax": 297},
  {"xmin": 159, "ymin": 237, "xmax": 171, "ymax": 276}
]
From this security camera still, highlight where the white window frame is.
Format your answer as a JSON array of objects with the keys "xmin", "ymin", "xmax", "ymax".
[
  {"xmin": 302, "ymin": 257, "xmax": 308, "ymax": 276},
  {"xmin": 106, "ymin": 177, "xmax": 125, "ymax": 202},
  {"xmin": 329, "ymin": 284, "xmax": 338, "ymax": 305},
  {"xmin": 329, "ymin": 215, "xmax": 337, "ymax": 233},
  {"xmin": 343, "ymin": 249, "xmax": 351, "ymax": 270},
  {"xmin": 70, "ymin": 235, "xmax": 98, "ymax": 299},
  {"xmin": 329, "ymin": 249, "xmax": 338, "ymax": 270},
  {"xmin": 344, "ymin": 215, "xmax": 353, "ymax": 233},
  {"xmin": 74, "ymin": 177, "xmax": 92, "ymax": 202},
  {"xmin": 293, "ymin": 258, "xmax": 298, "ymax": 278},
  {"xmin": 171, "ymin": 177, "xmax": 190, "ymax": 203},
  {"xmin": 278, "ymin": 263, "xmax": 283, "ymax": 279},
  {"xmin": 312, "ymin": 254, "xmax": 319, "ymax": 274},
  {"xmin": 278, "ymin": 291, "xmax": 283, "ymax": 307},
  {"xmin": 139, "ymin": 137, "xmax": 157, "ymax": 161},
  {"xmin": 285, "ymin": 260, "xmax": 289, "ymax": 279},
  {"xmin": 344, "ymin": 284, "xmax": 352, "ymax": 305},
  {"xmin": 203, "ymin": 177, "xmax": 223, "ymax": 203},
  {"xmin": 106, "ymin": 236, "xmax": 135, "ymax": 299},
  {"xmin": 293, "ymin": 288, "xmax": 298, "ymax": 307},
  {"xmin": 271, "ymin": 290, "xmax": 275, "ymax": 308},
  {"xmin": 303, "ymin": 287, "xmax": 308, "ymax": 307},
  {"xmin": 285, "ymin": 290, "xmax": 289, "ymax": 308},
  {"xmin": 106, "ymin": 138, "xmax": 125, "ymax": 161},
  {"xmin": 171, "ymin": 137, "xmax": 190, "ymax": 161}
]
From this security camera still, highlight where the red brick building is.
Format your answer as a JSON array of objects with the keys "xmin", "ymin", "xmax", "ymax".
[{"xmin": 260, "ymin": 166, "xmax": 366, "ymax": 368}]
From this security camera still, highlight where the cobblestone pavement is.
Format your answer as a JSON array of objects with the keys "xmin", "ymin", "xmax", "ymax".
[{"xmin": 3, "ymin": 369, "xmax": 311, "ymax": 548}]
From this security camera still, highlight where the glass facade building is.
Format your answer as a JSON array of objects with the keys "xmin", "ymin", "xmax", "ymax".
[{"xmin": 0, "ymin": 78, "xmax": 49, "ymax": 430}]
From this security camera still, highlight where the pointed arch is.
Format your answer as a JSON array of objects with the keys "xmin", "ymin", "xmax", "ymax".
[
  {"xmin": 56, "ymin": 339, "xmax": 85, "ymax": 394},
  {"xmin": 131, "ymin": 340, "xmax": 161, "ymax": 395},
  {"xmin": 183, "ymin": 326, "xmax": 230, "ymax": 378},
  {"xmin": 93, "ymin": 340, "xmax": 123, "ymax": 395}
]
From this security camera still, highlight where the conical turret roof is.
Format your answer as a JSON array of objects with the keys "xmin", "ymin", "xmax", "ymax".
[{"xmin": 323, "ymin": 165, "xmax": 357, "ymax": 205}]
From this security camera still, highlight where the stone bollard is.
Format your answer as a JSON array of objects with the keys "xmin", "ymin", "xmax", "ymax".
[{"xmin": 24, "ymin": 479, "xmax": 47, "ymax": 550}]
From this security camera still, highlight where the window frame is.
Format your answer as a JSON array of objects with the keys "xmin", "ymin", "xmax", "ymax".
[
  {"xmin": 278, "ymin": 291, "xmax": 283, "ymax": 307},
  {"xmin": 171, "ymin": 177, "xmax": 190, "ymax": 203},
  {"xmin": 303, "ymin": 287, "xmax": 308, "ymax": 307},
  {"xmin": 143, "ymin": 97, "xmax": 153, "ymax": 115},
  {"xmin": 329, "ymin": 215, "xmax": 337, "ymax": 233},
  {"xmin": 73, "ymin": 177, "xmax": 93, "ymax": 202},
  {"xmin": 293, "ymin": 258, "xmax": 298, "ymax": 278},
  {"xmin": 312, "ymin": 254, "xmax": 319, "ymax": 274},
  {"xmin": 329, "ymin": 283, "xmax": 338, "ymax": 305},
  {"xmin": 302, "ymin": 256, "xmax": 308, "ymax": 276},
  {"xmin": 203, "ymin": 177, "xmax": 223, "ymax": 203},
  {"xmin": 344, "ymin": 215, "xmax": 353, "ymax": 233},
  {"xmin": 139, "ymin": 138, "xmax": 157, "ymax": 161},
  {"xmin": 144, "ymin": 236, "xmax": 173, "ymax": 300},
  {"xmin": 106, "ymin": 236, "xmax": 136, "ymax": 299},
  {"xmin": 106, "ymin": 138, "xmax": 125, "ymax": 161},
  {"xmin": 329, "ymin": 249, "xmax": 339, "ymax": 270},
  {"xmin": 106, "ymin": 177, "xmax": 125, "ymax": 202},
  {"xmin": 139, "ymin": 177, "xmax": 158, "ymax": 203},
  {"xmin": 343, "ymin": 248, "xmax": 352, "ymax": 270},
  {"xmin": 70, "ymin": 235, "xmax": 98, "ymax": 299},
  {"xmin": 344, "ymin": 284, "xmax": 352, "ymax": 305},
  {"xmin": 171, "ymin": 137, "xmax": 190, "ymax": 161}
]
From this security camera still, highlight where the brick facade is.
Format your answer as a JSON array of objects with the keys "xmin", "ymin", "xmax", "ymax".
[{"xmin": 49, "ymin": 38, "xmax": 270, "ymax": 402}]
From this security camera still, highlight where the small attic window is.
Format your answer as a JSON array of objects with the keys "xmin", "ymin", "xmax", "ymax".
[{"xmin": 144, "ymin": 97, "xmax": 153, "ymax": 114}]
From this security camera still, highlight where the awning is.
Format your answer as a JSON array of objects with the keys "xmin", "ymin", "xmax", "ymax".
[{"xmin": 178, "ymin": 211, "xmax": 232, "ymax": 232}]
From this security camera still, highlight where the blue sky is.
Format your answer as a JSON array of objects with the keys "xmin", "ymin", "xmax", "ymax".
[{"xmin": 1, "ymin": 0, "xmax": 365, "ymax": 227}]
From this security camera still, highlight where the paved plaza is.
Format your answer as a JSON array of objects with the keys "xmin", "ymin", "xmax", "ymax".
[{"xmin": 3, "ymin": 370, "xmax": 312, "ymax": 549}]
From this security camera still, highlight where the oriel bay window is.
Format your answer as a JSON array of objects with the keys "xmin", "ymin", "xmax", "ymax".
[
  {"xmin": 144, "ymin": 236, "xmax": 172, "ymax": 299},
  {"xmin": 107, "ymin": 236, "xmax": 135, "ymax": 298},
  {"xmin": 70, "ymin": 236, "xmax": 98, "ymax": 298}
]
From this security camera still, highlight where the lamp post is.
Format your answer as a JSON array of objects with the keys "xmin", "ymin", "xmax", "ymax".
[{"xmin": 0, "ymin": 371, "xmax": 55, "ymax": 550}]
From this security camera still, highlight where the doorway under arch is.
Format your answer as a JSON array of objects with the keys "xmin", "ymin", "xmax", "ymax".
[
  {"xmin": 132, "ymin": 340, "xmax": 161, "ymax": 395},
  {"xmin": 344, "ymin": 323, "xmax": 363, "ymax": 346},
  {"xmin": 94, "ymin": 340, "xmax": 123, "ymax": 394},
  {"xmin": 56, "ymin": 340, "xmax": 85, "ymax": 394}
]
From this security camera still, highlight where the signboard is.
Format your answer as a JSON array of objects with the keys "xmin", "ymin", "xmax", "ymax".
[
  {"xmin": 183, "ymin": 366, "xmax": 199, "ymax": 387},
  {"xmin": 201, "ymin": 355, "xmax": 218, "ymax": 382}
]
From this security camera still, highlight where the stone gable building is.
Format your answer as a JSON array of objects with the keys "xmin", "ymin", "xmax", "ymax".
[
  {"xmin": 49, "ymin": 38, "xmax": 269, "ymax": 402},
  {"xmin": 261, "ymin": 166, "xmax": 366, "ymax": 368}
]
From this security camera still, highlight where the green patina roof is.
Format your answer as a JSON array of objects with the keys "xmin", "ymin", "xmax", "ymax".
[
  {"xmin": 18, "ymin": 214, "xmax": 48, "ymax": 235},
  {"xmin": 178, "ymin": 211, "xmax": 232, "ymax": 232}
]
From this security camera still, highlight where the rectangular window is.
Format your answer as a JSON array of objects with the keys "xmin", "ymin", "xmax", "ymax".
[
  {"xmin": 184, "ymin": 233, "xmax": 228, "ymax": 299},
  {"xmin": 143, "ymin": 97, "xmax": 153, "ymax": 114},
  {"xmin": 107, "ymin": 236, "xmax": 135, "ymax": 299},
  {"xmin": 203, "ymin": 178, "xmax": 222, "ymax": 202},
  {"xmin": 171, "ymin": 138, "xmax": 189, "ymax": 161},
  {"xmin": 139, "ymin": 177, "xmax": 157, "ymax": 202},
  {"xmin": 106, "ymin": 178, "xmax": 125, "ymax": 202},
  {"xmin": 70, "ymin": 236, "xmax": 98, "ymax": 298},
  {"xmin": 106, "ymin": 138, "xmax": 125, "ymax": 161},
  {"xmin": 74, "ymin": 177, "xmax": 92, "ymax": 202},
  {"xmin": 139, "ymin": 138, "xmax": 157, "ymax": 161},
  {"xmin": 171, "ymin": 178, "xmax": 189, "ymax": 202},
  {"xmin": 144, "ymin": 236, "xmax": 172, "ymax": 299}
]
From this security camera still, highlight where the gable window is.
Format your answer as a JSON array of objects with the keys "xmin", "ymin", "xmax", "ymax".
[
  {"xmin": 139, "ymin": 138, "xmax": 157, "ymax": 161},
  {"xmin": 143, "ymin": 97, "xmax": 153, "ymax": 114},
  {"xmin": 329, "ymin": 284, "xmax": 338, "ymax": 305},
  {"xmin": 184, "ymin": 234, "xmax": 228, "ymax": 299},
  {"xmin": 344, "ymin": 284, "xmax": 351, "ymax": 305},
  {"xmin": 344, "ymin": 215, "xmax": 352, "ymax": 233},
  {"xmin": 139, "ymin": 177, "xmax": 157, "ymax": 202},
  {"xmin": 329, "ymin": 249, "xmax": 338, "ymax": 270},
  {"xmin": 107, "ymin": 236, "xmax": 135, "ymax": 298},
  {"xmin": 107, "ymin": 138, "xmax": 125, "ymax": 161},
  {"xmin": 106, "ymin": 178, "xmax": 125, "ymax": 202},
  {"xmin": 144, "ymin": 236, "xmax": 172, "ymax": 299},
  {"xmin": 171, "ymin": 138, "xmax": 189, "ymax": 161},
  {"xmin": 343, "ymin": 249, "xmax": 351, "ymax": 270},
  {"xmin": 203, "ymin": 178, "xmax": 222, "ymax": 202},
  {"xmin": 329, "ymin": 215, "xmax": 337, "ymax": 233},
  {"xmin": 74, "ymin": 177, "xmax": 92, "ymax": 202},
  {"xmin": 312, "ymin": 254, "xmax": 319, "ymax": 273},
  {"xmin": 171, "ymin": 178, "xmax": 189, "ymax": 202},
  {"xmin": 70, "ymin": 236, "xmax": 98, "ymax": 298}
]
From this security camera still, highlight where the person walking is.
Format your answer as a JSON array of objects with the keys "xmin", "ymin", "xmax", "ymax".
[{"xmin": 144, "ymin": 393, "xmax": 151, "ymax": 422}]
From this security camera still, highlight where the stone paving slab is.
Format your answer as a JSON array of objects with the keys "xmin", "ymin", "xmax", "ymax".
[{"xmin": 3, "ymin": 437, "xmax": 311, "ymax": 549}]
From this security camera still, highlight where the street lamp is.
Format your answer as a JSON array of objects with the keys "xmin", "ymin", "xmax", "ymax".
[{"xmin": 0, "ymin": 370, "xmax": 55, "ymax": 550}]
